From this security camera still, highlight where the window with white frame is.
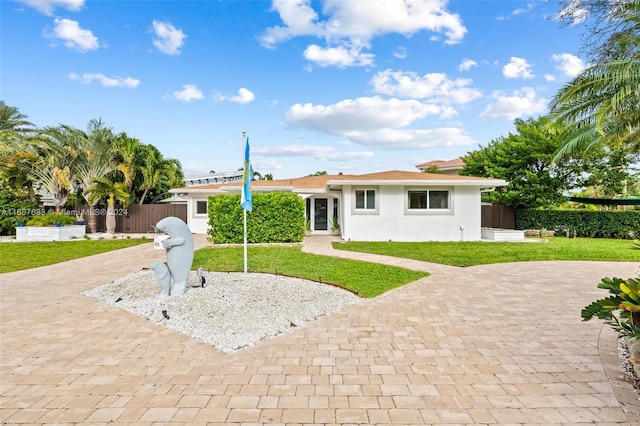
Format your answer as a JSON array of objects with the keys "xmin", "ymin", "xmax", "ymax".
[
  {"xmin": 195, "ymin": 200, "xmax": 208, "ymax": 215},
  {"xmin": 407, "ymin": 189, "xmax": 450, "ymax": 210},
  {"xmin": 355, "ymin": 189, "xmax": 376, "ymax": 210}
]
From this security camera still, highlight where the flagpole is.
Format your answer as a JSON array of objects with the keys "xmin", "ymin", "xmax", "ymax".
[{"xmin": 242, "ymin": 131, "xmax": 248, "ymax": 274}]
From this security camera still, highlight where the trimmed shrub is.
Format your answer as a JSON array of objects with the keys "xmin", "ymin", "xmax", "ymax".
[
  {"xmin": 0, "ymin": 188, "xmax": 41, "ymax": 235},
  {"xmin": 516, "ymin": 209, "xmax": 640, "ymax": 239},
  {"xmin": 208, "ymin": 192, "xmax": 305, "ymax": 243}
]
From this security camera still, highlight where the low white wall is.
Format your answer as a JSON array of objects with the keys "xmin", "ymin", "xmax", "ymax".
[
  {"xmin": 16, "ymin": 225, "xmax": 86, "ymax": 242},
  {"xmin": 342, "ymin": 185, "xmax": 481, "ymax": 242}
]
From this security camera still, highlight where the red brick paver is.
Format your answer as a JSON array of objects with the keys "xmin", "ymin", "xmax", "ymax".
[{"xmin": 1, "ymin": 235, "xmax": 638, "ymax": 424}]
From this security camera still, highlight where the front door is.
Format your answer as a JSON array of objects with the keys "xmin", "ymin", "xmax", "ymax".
[{"xmin": 314, "ymin": 198, "xmax": 328, "ymax": 231}]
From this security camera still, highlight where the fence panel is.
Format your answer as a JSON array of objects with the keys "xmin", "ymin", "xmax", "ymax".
[
  {"xmin": 481, "ymin": 205, "xmax": 515, "ymax": 229},
  {"xmin": 117, "ymin": 204, "xmax": 187, "ymax": 233},
  {"xmin": 74, "ymin": 204, "xmax": 187, "ymax": 233}
]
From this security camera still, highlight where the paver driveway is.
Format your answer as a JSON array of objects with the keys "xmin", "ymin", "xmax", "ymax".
[{"xmin": 1, "ymin": 235, "xmax": 639, "ymax": 425}]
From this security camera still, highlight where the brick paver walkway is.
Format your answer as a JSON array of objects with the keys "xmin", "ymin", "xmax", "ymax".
[{"xmin": 1, "ymin": 235, "xmax": 639, "ymax": 425}]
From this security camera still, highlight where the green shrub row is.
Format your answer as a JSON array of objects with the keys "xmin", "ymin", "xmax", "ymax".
[
  {"xmin": 208, "ymin": 192, "xmax": 305, "ymax": 243},
  {"xmin": 26, "ymin": 213, "xmax": 77, "ymax": 226},
  {"xmin": 515, "ymin": 209, "xmax": 640, "ymax": 239}
]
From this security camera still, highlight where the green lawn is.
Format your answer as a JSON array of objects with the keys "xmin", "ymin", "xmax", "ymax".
[
  {"xmin": 192, "ymin": 246, "xmax": 428, "ymax": 298},
  {"xmin": 0, "ymin": 239, "xmax": 150, "ymax": 273},
  {"xmin": 333, "ymin": 237, "xmax": 639, "ymax": 267},
  {"xmin": 3, "ymin": 236, "xmax": 636, "ymax": 299}
]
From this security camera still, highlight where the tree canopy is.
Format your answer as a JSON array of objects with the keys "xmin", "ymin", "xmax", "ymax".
[
  {"xmin": 0, "ymin": 103, "xmax": 184, "ymax": 211},
  {"xmin": 460, "ymin": 117, "xmax": 584, "ymax": 209}
]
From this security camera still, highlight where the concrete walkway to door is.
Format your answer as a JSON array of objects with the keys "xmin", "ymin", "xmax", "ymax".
[{"xmin": 1, "ymin": 234, "xmax": 639, "ymax": 425}]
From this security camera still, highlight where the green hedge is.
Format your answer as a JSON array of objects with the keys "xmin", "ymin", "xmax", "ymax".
[
  {"xmin": 515, "ymin": 209, "xmax": 640, "ymax": 239},
  {"xmin": 208, "ymin": 192, "xmax": 305, "ymax": 243}
]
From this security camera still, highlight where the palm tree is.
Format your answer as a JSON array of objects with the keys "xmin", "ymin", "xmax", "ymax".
[
  {"xmin": 136, "ymin": 144, "xmax": 183, "ymax": 204},
  {"xmin": 549, "ymin": 0, "xmax": 640, "ymax": 158},
  {"xmin": 112, "ymin": 131, "xmax": 141, "ymax": 189},
  {"xmin": 0, "ymin": 101, "xmax": 34, "ymax": 141},
  {"xmin": 30, "ymin": 125, "xmax": 87, "ymax": 212},
  {"xmin": 0, "ymin": 103, "xmax": 38, "ymax": 199},
  {"xmin": 74, "ymin": 119, "xmax": 120, "ymax": 232},
  {"xmin": 85, "ymin": 176, "xmax": 130, "ymax": 234},
  {"xmin": 549, "ymin": 59, "xmax": 640, "ymax": 158}
]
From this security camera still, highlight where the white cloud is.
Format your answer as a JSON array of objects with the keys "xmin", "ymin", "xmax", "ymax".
[
  {"xmin": 252, "ymin": 159, "xmax": 284, "ymax": 171},
  {"xmin": 152, "ymin": 20, "xmax": 186, "ymax": 55},
  {"xmin": 503, "ymin": 57, "xmax": 534, "ymax": 79},
  {"xmin": 552, "ymin": 53, "xmax": 586, "ymax": 77},
  {"xmin": 286, "ymin": 96, "xmax": 443, "ymax": 135},
  {"xmin": 260, "ymin": 0, "xmax": 466, "ymax": 68},
  {"xmin": 173, "ymin": 84, "xmax": 204, "ymax": 101},
  {"xmin": 458, "ymin": 58, "xmax": 477, "ymax": 72},
  {"xmin": 347, "ymin": 127, "xmax": 478, "ymax": 150},
  {"xmin": 303, "ymin": 44, "xmax": 374, "ymax": 68},
  {"xmin": 285, "ymin": 96, "xmax": 475, "ymax": 150},
  {"xmin": 479, "ymin": 87, "xmax": 547, "ymax": 120},
  {"xmin": 545, "ymin": 74, "xmax": 556, "ymax": 81},
  {"xmin": 182, "ymin": 164, "xmax": 210, "ymax": 176},
  {"xmin": 371, "ymin": 69, "xmax": 482, "ymax": 106},
  {"xmin": 47, "ymin": 18, "xmax": 98, "ymax": 52},
  {"xmin": 68, "ymin": 72, "xmax": 140, "ymax": 87},
  {"xmin": 17, "ymin": 0, "xmax": 83, "ymax": 15},
  {"xmin": 261, "ymin": 0, "xmax": 467, "ymax": 47},
  {"xmin": 512, "ymin": 2, "xmax": 535, "ymax": 15},
  {"xmin": 393, "ymin": 46, "xmax": 407, "ymax": 59},
  {"xmin": 254, "ymin": 144, "xmax": 373, "ymax": 161},
  {"xmin": 228, "ymin": 88, "xmax": 256, "ymax": 104}
]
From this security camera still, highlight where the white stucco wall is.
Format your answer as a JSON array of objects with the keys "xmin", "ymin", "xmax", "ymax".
[
  {"xmin": 341, "ymin": 185, "xmax": 482, "ymax": 242},
  {"xmin": 188, "ymin": 196, "xmax": 210, "ymax": 234}
]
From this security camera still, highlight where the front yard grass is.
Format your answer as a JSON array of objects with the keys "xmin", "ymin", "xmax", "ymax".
[
  {"xmin": 333, "ymin": 237, "xmax": 639, "ymax": 267},
  {"xmin": 0, "ymin": 239, "xmax": 150, "ymax": 273},
  {"xmin": 192, "ymin": 246, "xmax": 429, "ymax": 298}
]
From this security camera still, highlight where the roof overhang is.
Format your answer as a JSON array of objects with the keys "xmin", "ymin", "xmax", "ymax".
[{"xmin": 327, "ymin": 179, "xmax": 507, "ymax": 189}]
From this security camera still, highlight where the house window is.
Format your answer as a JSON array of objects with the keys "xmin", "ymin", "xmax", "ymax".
[
  {"xmin": 355, "ymin": 189, "xmax": 375, "ymax": 210},
  {"xmin": 407, "ymin": 190, "xmax": 450, "ymax": 210},
  {"xmin": 429, "ymin": 191, "xmax": 449, "ymax": 209},
  {"xmin": 196, "ymin": 200, "xmax": 207, "ymax": 215}
]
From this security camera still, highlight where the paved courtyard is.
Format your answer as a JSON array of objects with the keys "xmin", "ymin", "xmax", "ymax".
[{"xmin": 1, "ymin": 235, "xmax": 639, "ymax": 425}]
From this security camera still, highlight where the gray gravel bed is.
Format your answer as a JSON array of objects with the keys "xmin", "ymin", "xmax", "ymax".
[{"xmin": 82, "ymin": 270, "xmax": 361, "ymax": 353}]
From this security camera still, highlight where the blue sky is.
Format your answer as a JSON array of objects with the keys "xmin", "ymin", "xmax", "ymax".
[{"xmin": 1, "ymin": 0, "xmax": 587, "ymax": 179}]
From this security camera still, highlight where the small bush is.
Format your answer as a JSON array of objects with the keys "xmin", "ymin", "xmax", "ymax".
[{"xmin": 26, "ymin": 213, "xmax": 76, "ymax": 226}]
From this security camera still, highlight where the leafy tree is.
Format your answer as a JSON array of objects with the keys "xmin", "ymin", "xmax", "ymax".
[
  {"xmin": 577, "ymin": 144, "xmax": 640, "ymax": 199},
  {"xmin": 460, "ymin": 117, "xmax": 584, "ymax": 209},
  {"xmin": 421, "ymin": 165, "xmax": 443, "ymax": 174},
  {"xmin": 0, "ymin": 187, "xmax": 39, "ymax": 235},
  {"xmin": 557, "ymin": 0, "xmax": 640, "ymax": 62},
  {"xmin": 306, "ymin": 170, "xmax": 327, "ymax": 177}
]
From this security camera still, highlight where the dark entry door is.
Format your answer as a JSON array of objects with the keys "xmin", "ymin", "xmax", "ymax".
[{"xmin": 314, "ymin": 199, "xmax": 328, "ymax": 231}]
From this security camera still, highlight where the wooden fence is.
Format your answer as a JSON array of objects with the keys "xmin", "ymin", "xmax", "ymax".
[
  {"xmin": 481, "ymin": 204, "xmax": 515, "ymax": 229},
  {"xmin": 74, "ymin": 204, "xmax": 187, "ymax": 234}
]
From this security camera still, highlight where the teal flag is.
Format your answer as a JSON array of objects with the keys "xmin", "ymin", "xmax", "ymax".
[{"xmin": 241, "ymin": 137, "xmax": 253, "ymax": 211}]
